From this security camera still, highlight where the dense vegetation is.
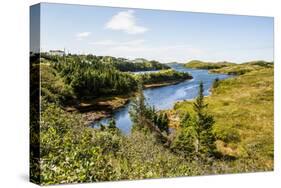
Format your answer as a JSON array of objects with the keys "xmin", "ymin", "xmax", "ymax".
[
  {"xmin": 41, "ymin": 53, "xmax": 170, "ymax": 72},
  {"xmin": 110, "ymin": 57, "xmax": 170, "ymax": 72},
  {"xmin": 36, "ymin": 79, "xmax": 220, "ymax": 185},
  {"xmin": 39, "ymin": 54, "xmax": 190, "ymax": 101},
  {"xmin": 31, "ymin": 54, "xmax": 273, "ymax": 185},
  {"xmin": 53, "ymin": 57, "xmax": 137, "ymax": 99}
]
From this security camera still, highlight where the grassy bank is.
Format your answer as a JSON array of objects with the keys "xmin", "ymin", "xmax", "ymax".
[{"xmin": 173, "ymin": 65, "xmax": 273, "ymax": 169}]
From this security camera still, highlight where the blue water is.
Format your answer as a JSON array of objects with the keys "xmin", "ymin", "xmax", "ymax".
[{"xmin": 92, "ymin": 64, "xmax": 230, "ymax": 134}]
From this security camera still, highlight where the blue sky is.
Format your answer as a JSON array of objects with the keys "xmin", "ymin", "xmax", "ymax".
[{"xmin": 40, "ymin": 3, "xmax": 274, "ymax": 63}]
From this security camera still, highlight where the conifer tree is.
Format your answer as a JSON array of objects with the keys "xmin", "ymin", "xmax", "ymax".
[
  {"xmin": 171, "ymin": 82, "xmax": 215, "ymax": 157},
  {"xmin": 193, "ymin": 81, "xmax": 215, "ymax": 155},
  {"xmin": 212, "ymin": 78, "xmax": 220, "ymax": 89},
  {"xmin": 129, "ymin": 79, "xmax": 147, "ymax": 129},
  {"xmin": 108, "ymin": 118, "xmax": 116, "ymax": 129}
]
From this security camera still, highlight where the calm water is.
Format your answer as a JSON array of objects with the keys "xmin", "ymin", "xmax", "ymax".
[{"xmin": 92, "ymin": 64, "xmax": 230, "ymax": 134}]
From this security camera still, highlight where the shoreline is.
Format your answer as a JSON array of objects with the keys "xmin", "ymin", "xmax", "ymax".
[
  {"xmin": 64, "ymin": 94, "xmax": 134, "ymax": 124},
  {"xmin": 143, "ymin": 79, "xmax": 188, "ymax": 89}
]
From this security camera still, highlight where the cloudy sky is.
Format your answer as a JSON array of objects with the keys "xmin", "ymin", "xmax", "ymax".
[{"xmin": 40, "ymin": 3, "xmax": 274, "ymax": 63}]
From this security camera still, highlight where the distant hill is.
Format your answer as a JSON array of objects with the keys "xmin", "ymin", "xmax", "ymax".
[
  {"xmin": 166, "ymin": 62, "xmax": 183, "ymax": 68},
  {"xmin": 166, "ymin": 62, "xmax": 181, "ymax": 65},
  {"xmin": 242, "ymin": 60, "xmax": 273, "ymax": 68},
  {"xmin": 210, "ymin": 60, "xmax": 274, "ymax": 75},
  {"xmin": 184, "ymin": 60, "xmax": 235, "ymax": 69}
]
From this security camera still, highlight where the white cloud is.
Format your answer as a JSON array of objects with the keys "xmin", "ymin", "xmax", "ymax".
[
  {"xmin": 76, "ymin": 32, "xmax": 91, "ymax": 40},
  {"xmin": 105, "ymin": 10, "xmax": 148, "ymax": 34}
]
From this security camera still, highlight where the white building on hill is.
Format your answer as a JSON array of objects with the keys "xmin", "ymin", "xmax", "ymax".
[{"xmin": 49, "ymin": 50, "xmax": 65, "ymax": 56}]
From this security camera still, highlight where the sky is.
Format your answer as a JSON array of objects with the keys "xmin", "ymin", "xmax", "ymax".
[{"xmin": 39, "ymin": 3, "xmax": 274, "ymax": 63}]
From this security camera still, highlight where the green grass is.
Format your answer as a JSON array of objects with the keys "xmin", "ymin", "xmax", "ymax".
[{"xmin": 174, "ymin": 65, "xmax": 274, "ymax": 170}]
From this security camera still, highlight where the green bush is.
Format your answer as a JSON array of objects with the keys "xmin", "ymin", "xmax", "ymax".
[{"xmin": 40, "ymin": 64, "xmax": 74, "ymax": 105}]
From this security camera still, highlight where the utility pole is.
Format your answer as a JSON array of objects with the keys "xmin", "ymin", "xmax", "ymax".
[{"xmin": 64, "ymin": 47, "xmax": 66, "ymax": 63}]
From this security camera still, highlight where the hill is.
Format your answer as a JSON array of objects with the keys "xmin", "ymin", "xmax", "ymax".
[
  {"xmin": 210, "ymin": 61, "xmax": 273, "ymax": 75},
  {"xmin": 184, "ymin": 60, "xmax": 235, "ymax": 69}
]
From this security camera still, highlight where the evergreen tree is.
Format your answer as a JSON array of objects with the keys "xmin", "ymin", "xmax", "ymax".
[
  {"xmin": 157, "ymin": 113, "xmax": 169, "ymax": 134},
  {"xmin": 108, "ymin": 118, "xmax": 117, "ymax": 129},
  {"xmin": 108, "ymin": 118, "xmax": 120, "ymax": 134},
  {"xmin": 100, "ymin": 124, "xmax": 105, "ymax": 131},
  {"xmin": 163, "ymin": 113, "xmax": 169, "ymax": 134},
  {"xmin": 172, "ymin": 82, "xmax": 215, "ymax": 157},
  {"xmin": 193, "ymin": 81, "xmax": 215, "ymax": 155},
  {"xmin": 129, "ymin": 79, "xmax": 147, "ymax": 130},
  {"xmin": 212, "ymin": 78, "xmax": 220, "ymax": 89}
]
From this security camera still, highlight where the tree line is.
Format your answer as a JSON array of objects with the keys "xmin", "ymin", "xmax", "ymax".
[
  {"xmin": 41, "ymin": 53, "xmax": 170, "ymax": 72},
  {"xmin": 40, "ymin": 54, "xmax": 191, "ymax": 101},
  {"xmin": 137, "ymin": 69, "xmax": 193, "ymax": 85}
]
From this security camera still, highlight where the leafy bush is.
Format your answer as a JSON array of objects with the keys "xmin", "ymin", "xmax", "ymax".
[
  {"xmin": 40, "ymin": 64, "xmax": 74, "ymax": 105},
  {"xmin": 40, "ymin": 102, "xmax": 121, "ymax": 184}
]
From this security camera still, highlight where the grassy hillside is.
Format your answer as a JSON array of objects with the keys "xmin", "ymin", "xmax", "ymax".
[
  {"xmin": 185, "ymin": 59, "xmax": 273, "ymax": 76},
  {"xmin": 210, "ymin": 61, "xmax": 273, "ymax": 75},
  {"xmin": 184, "ymin": 60, "xmax": 235, "ymax": 69},
  {"xmin": 173, "ymin": 65, "xmax": 273, "ymax": 169}
]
